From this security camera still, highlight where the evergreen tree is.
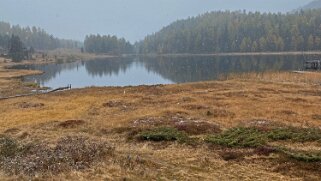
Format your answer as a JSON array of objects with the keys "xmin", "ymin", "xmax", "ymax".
[{"xmin": 8, "ymin": 35, "xmax": 25, "ymax": 62}]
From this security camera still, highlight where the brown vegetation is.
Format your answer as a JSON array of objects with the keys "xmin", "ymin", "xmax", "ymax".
[{"xmin": 0, "ymin": 59, "xmax": 321, "ymax": 180}]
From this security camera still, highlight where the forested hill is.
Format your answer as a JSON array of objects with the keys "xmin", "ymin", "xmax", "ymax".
[
  {"xmin": 0, "ymin": 21, "xmax": 80, "ymax": 50},
  {"xmin": 299, "ymin": 0, "xmax": 321, "ymax": 10},
  {"xmin": 139, "ymin": 10, "xmax": 321, "ymax": 54}
]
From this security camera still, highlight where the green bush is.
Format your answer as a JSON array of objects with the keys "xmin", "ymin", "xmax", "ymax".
[
  {"xmin": 268, "ymin": 127, "xmax": 321, "ymax": 142},
  {"xmin": 206, "ymin": 126, "xmax": 321, "ymax": 149},
  {"xmin": 205, "ymin": 127, "xmax": 267, "ymax": 148},
  {"xmin": 137, "ymin": 127, "xmax": 188, "ymax": 142},
  {"xmin": 278, "ymin": 148, "xmax": 321, "ymax": 162},
  {"xmin": 204, "ymin": 126, "xmax": 321, "ymax": 163}
]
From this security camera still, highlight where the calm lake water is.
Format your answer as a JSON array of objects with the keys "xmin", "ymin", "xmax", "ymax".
[{"xmin": 11, "ymin": 55, "xmax": 317, "ymax": 89}]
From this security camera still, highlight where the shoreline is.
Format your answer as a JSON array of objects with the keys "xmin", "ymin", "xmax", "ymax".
[
  {"xmin": 1, "ymin": 50, "xmax": 321, "ymax": 97},
  {"xmin": 0, "ymin": 51, "xmax": 119, "ymax": 97},
  {"xmin": 137, "ymin": 51, "xmax": 321, "ymax": 57}
]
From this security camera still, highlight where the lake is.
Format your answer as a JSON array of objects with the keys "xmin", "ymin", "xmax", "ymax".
[{"xmin": 11, "ymin": 55, "xmax": 316, "ymax": 89}]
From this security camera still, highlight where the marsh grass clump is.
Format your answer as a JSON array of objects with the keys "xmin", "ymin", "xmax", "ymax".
[
  {"xmin": 0, "ymin": 136, "xmax": 114, "ymax": 176},
  {"xmin": 137, "ymin": 127, "xmax": 189, "ymax": 143},
  {"xmin": 205, "ymin": 127, "xmax": 267, "ymax": 148}
]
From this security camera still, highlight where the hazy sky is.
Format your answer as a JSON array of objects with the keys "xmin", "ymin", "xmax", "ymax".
[{"xmin": 0, "ymin": 0, "xmax": 312, "ymax": 42}]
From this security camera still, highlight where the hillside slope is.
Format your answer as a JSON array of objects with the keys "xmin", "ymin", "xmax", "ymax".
[
  {"xmin": 0, "ymin": 0, "xmax": 311, "ymax": 42},
  {"xmin": 139, "ymin": 10, "xmax": 321, "ymax": 54}
]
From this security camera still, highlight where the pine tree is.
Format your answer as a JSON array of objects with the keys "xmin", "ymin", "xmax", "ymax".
[{"xmin": 8, "ymin": 35, "xmax": 25, "ymax": 62}]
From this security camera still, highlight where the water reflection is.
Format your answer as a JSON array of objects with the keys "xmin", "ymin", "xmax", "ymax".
[
  {"xmin": 139, "ymin": 55, "xmax": 306, "ymax": 82},
  {"xmin": 11, "ymin": 55, "xmax": 313, "ymax": 88}
]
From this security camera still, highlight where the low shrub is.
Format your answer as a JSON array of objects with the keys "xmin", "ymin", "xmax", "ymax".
[
  {"xmin": 205, "ymin": 127, "xmax": 267, "ymax": 148},
  {"xmin": 268, "ymin": 127, "xmax": 321, "ymax": 142},
  {"xmin": 206, "ymin": 126, "xmax": 321, "ymax": 148},
  {"xmin": 278, "ymin": 148, "xmax": 321, "ymax": 162},
  {"xmin": 205, "ymin": 126, "xmax": 321, "ymax": 163},
  {"xmin": 137, "ymin": 127, "xmax": 188, "ymax": 143}
]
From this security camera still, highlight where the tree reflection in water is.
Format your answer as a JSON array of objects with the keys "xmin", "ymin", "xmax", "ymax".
[{"xmin": 11, "ymin": 55, "xmax": 313, "ymax": 88}]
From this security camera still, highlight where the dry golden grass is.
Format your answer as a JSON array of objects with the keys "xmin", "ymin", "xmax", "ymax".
[
  {"xmin": 0, "ymin": 59, "xmax": 321, "ymax": 180},
  {"xmin": 0, "ymin": 58, "xmax": 43, "ymax": 97},
  {"xmin": 227, "ymin": 71, "xmax": 321, "ymax": 85},
  {"xmin": 46, "ymin": 48, "xmax": 115, "ymax": 62}
]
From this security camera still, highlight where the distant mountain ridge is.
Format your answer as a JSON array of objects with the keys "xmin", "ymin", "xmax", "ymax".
[{"xmin": 298, "ymin": 0, "xmax": 321, "ymax": 10}]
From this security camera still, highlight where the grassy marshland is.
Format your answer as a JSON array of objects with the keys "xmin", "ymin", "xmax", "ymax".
[{"xmin": 0, "ymin": 58, "xmax": 321, "ymax": 180}]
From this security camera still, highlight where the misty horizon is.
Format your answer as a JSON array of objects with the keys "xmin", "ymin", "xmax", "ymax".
[{"xmin": 0, "ymin": 0, "xmax": 313, "ymax": 42}]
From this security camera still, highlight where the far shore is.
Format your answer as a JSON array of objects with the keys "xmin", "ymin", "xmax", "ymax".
[
  {"xmin": 136, "ymin": 51, "xmax": 321, "ymax": 57},
  {"xmin": 1, "ymin": 49, "xmax": 321, "ymax": 97}
]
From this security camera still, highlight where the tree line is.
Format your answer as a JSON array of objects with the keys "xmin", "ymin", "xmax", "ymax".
[
  {"xmin": 138, "ymin": 9, "xmax": 321, "ymax": 54},
  {"xmin": 0, "ymin": 21, "xmax": 81, "ymax": 50},
  {"xmin": 0, "ymin": 34, "xmax": 10, "ymax": 50},
  {"xmin": 0, "ymin": 34, "xmax": 35, "ymax": 62},
  {"xmin": 8, "ymin": 35, "xmax": 35, "ymax": 62},
  {"xmin": 84, "ymin": 34, "xmax": 133, "ymax": 54}
]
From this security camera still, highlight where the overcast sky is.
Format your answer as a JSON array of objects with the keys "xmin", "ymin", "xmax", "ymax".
[{"xmin": 0, "ymin": 0, "xmax": 312, "ymax": 42}]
